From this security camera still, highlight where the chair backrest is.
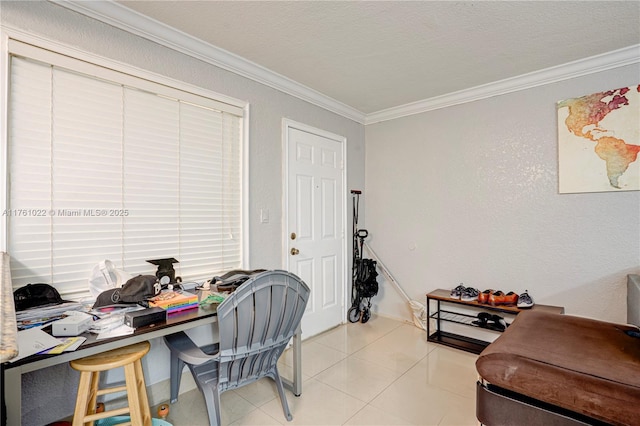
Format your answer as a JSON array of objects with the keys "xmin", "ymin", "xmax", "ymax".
[{"xmin": 215, "ymin": 270, "xmax": 309, "ymax": 391}]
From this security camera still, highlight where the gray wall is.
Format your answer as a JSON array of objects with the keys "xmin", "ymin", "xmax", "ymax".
[
  {"xmin": 1, "ymin": 2, "xmax": 365, "ymax": 424},
  {"xmin": 365, "ymin": 65, "xmax": 640, "ymax": 324},
  {"xmin": 4, "ymin": 1, "xmax": 639, "ymax": 424},
  {"xmin": 1, "ymin": 0, "xmax": 366, "ymax": 271}
]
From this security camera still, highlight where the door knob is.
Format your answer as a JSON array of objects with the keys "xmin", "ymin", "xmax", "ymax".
[{"xmin": 290, "ymin": 248, "xmax": 299, "ymax": 255}]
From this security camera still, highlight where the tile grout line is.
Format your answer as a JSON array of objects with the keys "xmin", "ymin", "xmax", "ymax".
[{"xmin": 337, "ymin": 322, "xmax": 432, "ymax": 425}]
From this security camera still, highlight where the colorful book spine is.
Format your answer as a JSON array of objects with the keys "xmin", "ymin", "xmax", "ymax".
[
  {"xmin": 156, "ymin": 298, "xmax": 197, "ymax": 310},
  {"xmin": 150, "ymin": 291, "xmax": 198, "ymax": 312},
  {"xmin": 166, "ymin": 302, "xmax": 199, "ymax": 314}
]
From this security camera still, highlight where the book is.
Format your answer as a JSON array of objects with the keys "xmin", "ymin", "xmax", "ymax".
[
  {"xmin": 166, "ymin": 302, "xmax": 199, "ymax": 314},
  {"xmin": 149, "ymin": 290, "xmax": 199, "ymax": 312}
]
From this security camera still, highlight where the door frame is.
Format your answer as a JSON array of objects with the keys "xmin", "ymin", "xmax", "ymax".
[{"xmin": 282, "ymin": 118, "xmax": 349, "ymax": 327}]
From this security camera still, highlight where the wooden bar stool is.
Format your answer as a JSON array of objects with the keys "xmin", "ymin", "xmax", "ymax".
[{"xmin": 70, "ymin": 341, "xmax": 152, "ymax": 426}]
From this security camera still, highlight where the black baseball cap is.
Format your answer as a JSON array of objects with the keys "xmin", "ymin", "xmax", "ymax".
[
  {"xmin": 93, "ymin": 275, "xmax": 160, "ymax": 309},
  {"xmin": 13, "ymin": 283, "xmax": 71, "ymax": 311}
]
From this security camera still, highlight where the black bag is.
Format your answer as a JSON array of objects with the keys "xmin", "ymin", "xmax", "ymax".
[
  {"xmin": 212, "ymin": 269, "xmax": 267, "ymax": 292},
  {"xmin": 355, "ymin": 259, "xmax": 378, "ymax": 298}
]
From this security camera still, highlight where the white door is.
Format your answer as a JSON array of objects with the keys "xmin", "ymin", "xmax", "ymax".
[{"xmin": 285, "ymin": 120, "xmax": 345, "ymax": 339}]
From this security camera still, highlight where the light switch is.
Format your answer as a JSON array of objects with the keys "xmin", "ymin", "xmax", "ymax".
[{"xmin": 260, "ymin": 208, "xmax": 269, "ymax": 223}]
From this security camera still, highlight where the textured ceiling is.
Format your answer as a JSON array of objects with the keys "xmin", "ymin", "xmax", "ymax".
[{"xmin": 116, "ymin": 1, "xmax": 640, "ymax": 114}]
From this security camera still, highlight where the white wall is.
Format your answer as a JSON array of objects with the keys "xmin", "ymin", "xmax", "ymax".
[
  {"xmin": 4, "ymin": 2, "xmax": 639, "ymax": 424},
  {"xmin": 1, "ymin": 2, "xmax": 365, "ymax": 425},
  {"xmin": 365, "ymin": 65, "xmax": 640, "ymax": 326}
]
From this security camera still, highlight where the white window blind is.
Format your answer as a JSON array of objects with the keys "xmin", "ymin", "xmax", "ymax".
[{"xmin": 7, "ymin": 42, "xmax": 244, "ymax": 298}]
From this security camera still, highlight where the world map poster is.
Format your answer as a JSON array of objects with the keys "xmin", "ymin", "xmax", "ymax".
[{"xmin": 557, "ymin": 85, "xmax": 640, "ymax": 193}]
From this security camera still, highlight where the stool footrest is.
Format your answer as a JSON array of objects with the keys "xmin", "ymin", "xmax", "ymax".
[
  {"xmin": 84, "ymin": 406, "xmax": 130, "ymax": 422},
  {"xmin": 97, "ymin": 385, "xmax": 128, "ymax": 396},
  {"xmin": 70, "ymin": 342, "xmax": 152, "ymax": 426}
]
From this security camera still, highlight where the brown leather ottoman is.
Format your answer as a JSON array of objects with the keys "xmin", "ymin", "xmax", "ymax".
[{"xmin": 476, "ymin": 310, "xmax": 640, "ymax": 425}]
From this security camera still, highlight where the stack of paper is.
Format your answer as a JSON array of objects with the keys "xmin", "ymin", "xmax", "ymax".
[
  {"xmin": 11, "ymin": 328, "xmax": 63, "ymax": 363},
  {"xmin": 149, "ymin": 291, "xmax": 198, "ymax": 313},
  {"xmin": 15, "ymin": 302, "xmax": 84, "ymax": 330}
]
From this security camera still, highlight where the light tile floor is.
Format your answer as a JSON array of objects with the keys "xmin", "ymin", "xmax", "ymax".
[{"xmin": 153, "ymin": 316, "xmax": 479, "ymax": 426}]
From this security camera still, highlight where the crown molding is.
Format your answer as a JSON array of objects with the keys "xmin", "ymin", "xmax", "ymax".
[
  {"xmin": 52, "ymin": 1, "xmax": 639, "ymax": 127},
  {"xmin": 366, "ymin": 44, "xmax": 640, "ymax": 125},
  {"xmin": 52, "ymin": 0, "xmax": 367, "ymax": 124}
]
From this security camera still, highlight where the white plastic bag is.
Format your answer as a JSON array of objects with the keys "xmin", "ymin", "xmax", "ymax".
[{"xmin": 88, "ymin": 260, "xmax": 132, "ymax": 298}]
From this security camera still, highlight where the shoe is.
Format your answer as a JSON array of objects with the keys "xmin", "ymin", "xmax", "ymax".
[
  {"xmin": 473, "ymin": 312, "xmax": 507, "ymax": 331},
  {"xmin": 472, "ymin": 312, "xmax": 492, "ymax": 327},
  {"xmin": 488, "ymin": 314, "xmax": 507, "ymax": 331},
  {"xmin": 488, "ymin": 290, "xmax": 504, "ymax": 306},
  {"xmin": 478, "ymin": 289, "xmax": 493, "ymax": 304},
  {"xmin": 517, "ymin": 290, "xmax": 534, "ymax": 308},
  {"xmin": 450, "ymin": 284, "xmax": 466, "ymax": 299},
  {"xmin": 502, "ymin": 291, "xmax": 519, "ymax": 306},
  {"xmin": 488, "ymin": 290, "xmax": 519, "ymax": 306},
  {"xmin": 461, "ymin": 287, "xmax": 479, "ymax": 301},
  {"xmin": 492, "ymin": 314, "xmax": 507, "ymax": 328}
]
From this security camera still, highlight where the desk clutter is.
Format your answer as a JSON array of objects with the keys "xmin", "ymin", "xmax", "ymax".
[
  {"xmin": 4, "ymin": 252, "xmax": 287, "ymax": 426},
  {"xmin": 9, "ymin": 261, "xmax": 265, "ymax": 362}
]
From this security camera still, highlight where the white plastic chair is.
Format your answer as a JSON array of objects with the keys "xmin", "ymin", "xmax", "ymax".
[{"xmin": 163, "ymin": 270, "xmax": 310, "ymax": 426}]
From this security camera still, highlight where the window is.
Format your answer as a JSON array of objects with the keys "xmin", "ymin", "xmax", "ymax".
[{"xmin": 5, "ymin": 39, "xmax": 245, "ymax": 298}]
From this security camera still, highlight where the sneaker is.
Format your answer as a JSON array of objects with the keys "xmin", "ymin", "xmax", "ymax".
[
  {"xmin": 450, "ymin": 284, "xmax": 466, "ymax": 299},
  {"xmin": 488, "ymin": 290, "xmax": 519, "ymax": 306},
  {"xmin": 461, "ymin": 287, "xmax": 479, "ymax": 301},
  {"xmin": 488, "ymin": 290, "xmax": 504, "ymax": 306},
  {"xmin": 517, "ymin": 290, "xmax": 534, "ymax": 308},
  {"xmin": 503, "ymin": 291, "xmax": 519, "ymax": 306},
  {"xmin": 478, "ymin": 289, "xmax": 493, "ymax": 304}
]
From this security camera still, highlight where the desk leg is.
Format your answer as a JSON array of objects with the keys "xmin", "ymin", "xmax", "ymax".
[
  {"xmin": 292, "ymin": 324, "xmax": 302, "ymax": 396},
  {"xmin": 282, "ymin": 324, "xmax": 302, "ymax": 397},
  {"xmin": 4, "ymin": 367, "xmax": 20, "ymax": 426}
]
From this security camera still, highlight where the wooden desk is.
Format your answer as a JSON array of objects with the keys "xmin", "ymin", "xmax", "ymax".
[{"xmin": 2, "ymin": 303, "xmax": 303, "ymax": 425}]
